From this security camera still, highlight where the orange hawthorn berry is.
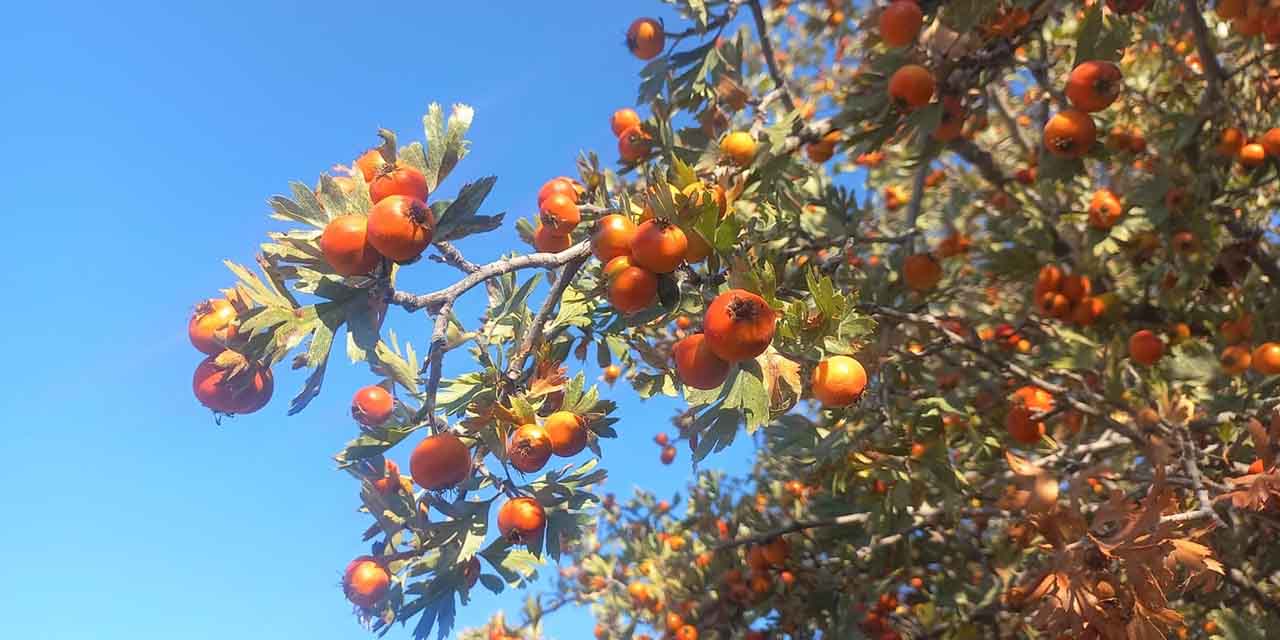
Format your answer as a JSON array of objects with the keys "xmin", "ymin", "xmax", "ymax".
[
  {"xmin": 811, "ymin": 355, "xmax": 868, "ymax": 407},
  {"xmin": 618, "ymin": 124, "xmax": 653, "ymax": 163},
  {"xmin": 902, "ymin": 253, "xmax": 943, "ymax": 291},
  {"xmin": 703, "ymin": 289, "xmax": 778, "ymax": 363},
  {"xmin": 544, "ymin": 411, "xmax": 588, "ymax": 457},
  {"xmin": 610, "ymin": 108, "xmax": 641, "ymax": 136},
  {"xmin": 608, "ymin": 265, "xmax": 658, "ymax": 314},
  {"xmin": 1072, "ymin": 296, "xmax": 1106, "ymax": 326},
  {"xmin": 888, "ymin": 64, "xmax": 935, "ymax": 111},
  {"xmin": 627, "ymin": 18, "xmax": 665, "ymax": 60},
  {"xmin": 592, "ymin": 214, "xmax": 637, "ymax": 263},
  {"xmin": 933, "ymin": 95, "xmax": 965, "ymax": 141},
  {"xmin": 1043, "ymin": 110, "xmax": 1096, "ymax": 159},
  {"xmin": 1061, "ymin": 274, "xmax": 1092, "ymax": 303},
  {"xmin": 1216, "ymin": 127, "xmax": 1246, "ymax": 157},
  {"xmin": 533, "ymin": 224, "xmax": 573, "ymax": 252},
  {"xmin": 1065, "ymin": 61, "xmax": 1123, "ymax": 112},
  {"xmin": 1252, "ymin": 342, "xmax": 1280, "ymax": 375},
  {"xmin": 1087, "ymin": 189, "xmax": 1124, "ymax": 230},
  {"xmin": 720, "ymin": 131, "xmax": 758, "ymax": 166},
  {"xmin": 1006, "ymin": 406, "xmax": 1045, "ymax": 445},
  {"xmin": 630, "ymin": 219, "xmax": 688, "ymax": 273},
  {"xmin": 1260, "ymin": 128, "xmax": 1280, "ymax": 158},
  {"xmin": 879, "ymin": 0, "xmax": 923, "ymax": 47},
  {"xmin": 1239, "ymin": 142, "xmax": 1267, "ymax": 168},
  {"xmin": 1221, "ymin": 344, "xmax": 1253, "ymax": 376},
  {"xmin": 537, "ymin": 177, "xmax": 580, "ymax": 208},
  {"xmin": 1128, "ymin": 329, "xmax": 1165, "ymax": 365},
  {"xmin": 673, "ymin": 333, "xmax": 732, "ymax": 390}
]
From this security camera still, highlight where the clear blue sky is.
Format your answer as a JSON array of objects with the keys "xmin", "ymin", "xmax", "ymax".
[{"xmin": 0, "ymin": 2, "xmax": 756, "ymax": 638}]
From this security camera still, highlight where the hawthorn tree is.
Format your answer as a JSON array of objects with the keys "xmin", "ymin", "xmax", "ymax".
[{"xmin": 186, "ymin": 0, "xmax": 1280, "ymax": 638}]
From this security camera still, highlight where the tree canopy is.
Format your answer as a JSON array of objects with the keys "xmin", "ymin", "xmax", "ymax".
[{"xmin": 186, "ymin": 0, "xmax": 1280, "ymax": 638}]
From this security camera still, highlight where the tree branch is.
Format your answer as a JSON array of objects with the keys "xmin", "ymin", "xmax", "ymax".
[
  {"xmin": 904, "ymin": 158, "xmax": 931, "ymax": 254},
  {"xmin": 420, "ymin": 301, "xmax": 453, "ymax": 433},
  {"xmin": 429, "ymin": 241, "xmax": 481, "ymax": 274},
  {"xmin": 1224, "ymin": 566, "xmax": 1280, "ymax": 620},
  {"xmin": 747, "ymin": 0, "xmax": 796, "ymax": 112},
  {"xmin": 389, "ymin": 241, "xmax": 592, "ymax": 313},
  {"xmin": 948, "ymin": 138, "xmax": 1010, "ymax": 189},
  {"xmin": 1179, "ymin": 429, "xmax": 1228, "ymax": 528},
  {"xmin": 714, "ymin": 511, "xmax": 871, "ymax": 550},
  {"xmin": 988, "ymin": 87, "xmax": 1033, "ymax": 159},
  {"xmin": 856, "ymin": 303, "xmax": 1153, "ymax": 445},
  {"xmin": 1181, "ymin": 0, "xmax": 1227, "ymax": 94},
  {"xmin": 715, "ymin": 505, "xmax": 1005, "ymax": 556},
  {"xmin": 504, "ymin": 253, "xmax": 591, "ymax": 385}
]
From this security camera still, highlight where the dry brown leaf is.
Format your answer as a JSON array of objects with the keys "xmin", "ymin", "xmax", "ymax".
[
  {"xmin": 1006, "ymin": 450, "xmax": 1040, "ymax": 476},
  {"xmin": 527, "ymin": 362, "xmax": 568, "ymax": 399},
  {"xmin": 1248, "ymin": 416, "xmax": 1273, "ymax": 464},
  {"xmin": 1222, "ymin": 470, "xmax": 1280, "ymax": 511},
  {"xmin": 760, "ymin": 350, "xmax": 801, "ymax": 413}
]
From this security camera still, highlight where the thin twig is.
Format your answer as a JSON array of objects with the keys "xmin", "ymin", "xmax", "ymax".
[
  {"xmin": 904, "ymin": 158, "xmax": 931, "ymax": 254},
  {"xmin": 856, "ymin": 303, "xmax": 1152, "ymax": 444},
  {"xmin": 1179, "ymin": 430, "xmax": 1228, "ymax": 528},
  {"xmin": 421, "ymin": 301, "xmax": 453, "ymax": 432},
  {"xmin": 948, "ymin": 139, "xmax": 1010, "ymax": 188},
  {"xmin": 1181, "ymin": 0, "xmax": 1227, "ymax": 92},
  {"xmin": 663, "ymin": 0, "xmax": 746, "ymax": 39},
  {"xmin": 746, "ymin": 0, "xmax": 796, "ymax": 112},
  {"xmin": 429, "ymin": 241, "xmax": 481, "ymax": 274},
  {"xmin": 1224, "ymin": 566, "xmax": 1280, "ymax": 620},
  {"xmin": 988, "ymin": 87, "xmax": 1033, "ymax": 159},
  {"xmin": 505, "ymin": 254, "xmax": 590, "ymax": 385},
  {"xmin": 714, "ymin": 512, "xmax": 871, "ymax": 550}
]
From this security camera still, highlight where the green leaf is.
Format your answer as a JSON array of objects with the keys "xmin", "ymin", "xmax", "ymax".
[
  {"xmin": 688, "ymin": 0, "xmax": 708, "ymax": 27},
  {"xmin": 692, "ymin": 406, "xmax": 741, "ymax": 462},
  {"xmin": 1074, "ymin": 4, "xmax": 1128, "ymax": 66},
  {"xmin": 480, "ymin": 544, "xmax": 541, "ymax": 587},
  {"xmin": 637, "ymin": 57, "xmax": 669, "ymax": 105},
  {"xmin": 634, "ymin": 371, "xmax": 679, "ymax": 399},
  {"xmin": 268, "ymin": 184, "xmax": 328, "ymax": 228},
  {"xmin": 423, "ymin": 103, "xmax": 474, "ymax": 192},
  {"xmin": 1037, "ymin": 149, "xmax": 1084, "ymax": 183},
  {"xmin": 344, "ymin": 295, "xmax": 381, "ymax": 364},
  {"xmin": 551, "ymin": 285, "xmax": 594, "ymax": 330},
  {"xmin": 335, "ymin": 426, "xmax": 418, "ymax": 464},
  {"xmin": 941, "ymin": 0, "xmax": 997, "ymax": 33},
  {"xmin": 477, "ymin": 574, "xmax": 504, "ymax": 595},
  {"xmin": 905, "ymin": 103, "xmax": 944, "ymax": 139},
  {"xmin": 1165, "ymin": 343, "xmax": 1218, "ymax": 383},
  {"xmin": 224, "ymin": 260, "xmax": 293, "ymax": 309},
  {"xmin": 724, "ymin": 360, "xmax": 770, "ymax": 431},
  {"xmin": 373, "ymin": 338, "xmax": 421, "ymax": 395},
  {"xmin": 398, "ymin": 141, "xmax": 428, "ymax": 174},
  {"xmin": 434, "ymin": 176, "xmax": 505, "ymax": 242},
  {"xmin": 1215, "ymin": 608, "xmax": 1269, "ymax": 640}
]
